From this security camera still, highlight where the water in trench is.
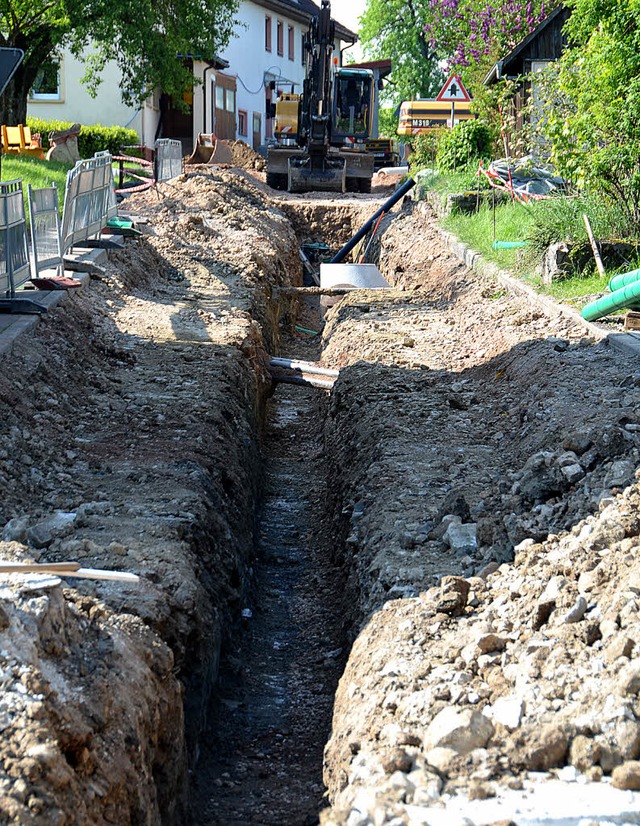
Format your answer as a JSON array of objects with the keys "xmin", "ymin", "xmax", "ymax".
[{"xmin": 191, "ymin": 304, "xmax": 345, "ymax": 825}]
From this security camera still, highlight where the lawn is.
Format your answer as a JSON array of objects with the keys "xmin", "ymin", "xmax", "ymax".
[
  {"xmin": 443, "ymin": 199, "xmax": 534, "ymax": 273},
  {"xmin": 428, "ymin": 171, "xmax": 640, "ymax": 308},
  {"xmin": 0, "ymin": 154, "xmax": 72, "ymax": 214}
]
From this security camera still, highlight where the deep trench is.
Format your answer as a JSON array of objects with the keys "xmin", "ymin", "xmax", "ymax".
[{"xmin": 189, "ymin": 287, "xmax": 347, "ymax": 822}]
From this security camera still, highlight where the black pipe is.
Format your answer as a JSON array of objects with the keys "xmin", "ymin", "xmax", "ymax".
[{"xmin": 330, "ymin": 176, "xmax": 415, "ymax": 264}]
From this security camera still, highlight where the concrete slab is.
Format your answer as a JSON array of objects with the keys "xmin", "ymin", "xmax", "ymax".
[
  {"xmin": 0, "ymin": 272, "xmax": 91, "ymax": 356},
  {"xmin": 64, "ymin": 246, "xmax": 108, "ymax": 266}
]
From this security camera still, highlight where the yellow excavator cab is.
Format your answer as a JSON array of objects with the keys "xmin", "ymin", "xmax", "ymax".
[{"xmin": 274, "ymin": 94, "xmax": 300, "ymax": 140}]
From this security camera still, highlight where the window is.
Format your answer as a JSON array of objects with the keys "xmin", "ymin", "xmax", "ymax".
[
  {"xmin": 277, "ymin": 20, "xmax": 284, "ymax": 56},
  {"xmin": 215, "ymin": 84, "xmax": 224, "ymax": 110},
  {"xmin": 288, "ymin": 26, "xmax": 295, "ymax": 61},
  {"xmin": 238, "ymin": 110, "xmax": 248, "ymax": 137},
  {"xmin": 29, "ymin": 56, "xmax": 61, "ymax": 101},
  {"xmin": 265, "ymin": 15, "xmax": 272, "ymax": 51},
  {"xmin": 225, "ymin": 89, "xmax": 235, "ymax": 113}
]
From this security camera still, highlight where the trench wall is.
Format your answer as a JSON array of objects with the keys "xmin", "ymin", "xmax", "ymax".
[{"xmin": 0, "ymin": 169, "xmax": 301, "ymax": 822}]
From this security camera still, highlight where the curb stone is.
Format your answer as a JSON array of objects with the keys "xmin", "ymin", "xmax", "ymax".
[{"xmin": 416, "ymin": 199, "xmax": 640, "ymax": 359}]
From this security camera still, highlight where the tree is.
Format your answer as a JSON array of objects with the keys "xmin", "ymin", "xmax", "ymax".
[
  {"xmin": 359, "ymin": 0, "xmax": 444, "ymax": 105},
  {"xmin": 535, "ymin": 0, "xmax": 640, "ymax": 233},
  {"xmin": 0, "ymin": 0, "xmax": 238, "ymax": 125},
  {"xmin": 421, "ymin": 0, "xmax": 552, "ymax": 87}
]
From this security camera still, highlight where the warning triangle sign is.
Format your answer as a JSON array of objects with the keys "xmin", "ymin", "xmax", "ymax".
[
  {"xmin": 436, "ymin": 74, "xmax": 472, "ymax": 103},
  {"xmin": 0, "ymin": 48, "xmax": 23, "ymax": 97}
]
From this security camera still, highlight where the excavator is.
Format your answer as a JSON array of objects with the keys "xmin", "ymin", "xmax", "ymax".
[{"xmin": 266, "ymin": 0, "xmax": 375, "ymax": 194}]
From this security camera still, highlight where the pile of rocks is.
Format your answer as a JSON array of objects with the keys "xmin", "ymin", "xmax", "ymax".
[{"xmin": 322, "ymin": 481, "xmax": 640, "ymax": 823}]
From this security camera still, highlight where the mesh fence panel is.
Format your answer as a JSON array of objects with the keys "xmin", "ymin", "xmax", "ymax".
[
  {"xmin": 28, "ymin": 184, "xmax": 63, "ymax": 277},
  {"xmin": 156, "ymin": 139, "xmax": 183, "ymax": 182},
  {"xmin": 61, "ymin": 153, "xmax": 117, "ymax": 253},
  {"xmin": 0, "ymin": 180, "xmax": 30, "ymax": 297}
]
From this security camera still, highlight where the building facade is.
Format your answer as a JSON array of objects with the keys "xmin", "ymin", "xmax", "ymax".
[{"xmin": 27, "ymin": 0, "xmax": 356, "ymax": 152}]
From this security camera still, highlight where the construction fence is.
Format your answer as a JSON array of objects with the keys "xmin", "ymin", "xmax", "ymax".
[{"xmin": 2, "ymin": 139, "xmax": 185, "ymax": 311}]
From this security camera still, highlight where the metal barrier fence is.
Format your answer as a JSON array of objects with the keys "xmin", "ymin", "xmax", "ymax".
[
  {"xmin": 155, "ymin": 139, "xmax": 182, "ymax": 182},
  {"xmin": 28, "ymin": 184, "xmax": 63, "ymax": 279},
  {"xmin": 60, "ymin": 152, "xmax": 117, "ymax": 254},
  {"xmin": 0, "ymin": 179, "xmax": 32, "ymax": 304}
]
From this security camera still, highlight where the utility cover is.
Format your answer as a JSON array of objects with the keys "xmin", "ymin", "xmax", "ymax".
[
  {"xmin": 0, "ymin": 48, "xmax": 23, "ymax": 97},
  {"xmin": 436, "ymin": 74, "xmax": 472, "ymax": 102}
]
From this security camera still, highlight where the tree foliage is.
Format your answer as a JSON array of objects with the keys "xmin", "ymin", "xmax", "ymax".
[
  {"xmin": 535, "ymin": 0, "xmax": 640, "ymax": 233},
  {"xmin": 422, "ymin": 0, "xmax": 551, "ymax": 79},
  {"xmin": 377, "ymin": 107, "xmax": 400, "ymax": 138},
  {"xmin": 0, "ymin": 0, "xmax": 238, "ymax": 124},
  {"xmin": 359, "ymin": 0, "xmax": 443, "ymax": 104}
]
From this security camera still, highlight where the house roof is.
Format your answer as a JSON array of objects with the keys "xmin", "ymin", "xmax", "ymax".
[
  {"xmin": 483, "ymin": 5, "xmax": 569, "ymax": 85},
  {"xmin": 348, "ymin": 59, "xmax": 392, "ymax": 79},
  {"xmin": 252, "ymin": 0, "xmax": 357, "ymax": 43},
  {"xmin": 178, "ymin": 54, "xmax": 229, "ymax": 69}
]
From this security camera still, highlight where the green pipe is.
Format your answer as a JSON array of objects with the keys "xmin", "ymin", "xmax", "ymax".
[
  {"xmin": 492, "ymin": 240, "xmax": 529, "ymax": 249},
  {"xmin": 608, "ymin": 268, "xmax": 640, "ymax": 292},
  {"xmin": 582, "ymin": 279, "xmax": 640, "ymax": 321}
]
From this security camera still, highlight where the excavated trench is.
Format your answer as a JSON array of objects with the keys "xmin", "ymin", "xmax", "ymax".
[
  {"xmin": 4, "ymin": 168, "xmax": 640, "ymax": 826},
  {"xmin": 184, "ymin": 199, "xmax": 374, "ymax": 823},
  {"xmin": 191, "ymin": 307, "xmax": 345, "ymax": 824}
]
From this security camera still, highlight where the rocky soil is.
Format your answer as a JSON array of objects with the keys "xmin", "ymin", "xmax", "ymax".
[
  {"xmin": 0, "ymin": 167, "xmax": 301, "ymax": 823},
  {"xmin": 1, "ymin": 161, "xmax": 640, "ymax": 826},
  {"xmin": 319, "ymin": 200, "xmax": 640, "ymax": 824}
]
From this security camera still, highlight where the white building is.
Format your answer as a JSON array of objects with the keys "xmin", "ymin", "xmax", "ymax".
[{"xmin": 27, "ymin": 0, "xmax": 356, "ymax": 152}]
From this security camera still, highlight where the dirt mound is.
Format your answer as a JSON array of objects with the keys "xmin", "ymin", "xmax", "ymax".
[
  {"xmin": 0, "ymin": 168, "xmax": 300, "ymax": 822},
  {"xmin": 229, "ymin": 139, "xmax": 266, "ymax": 171},
  {"xmin": 319, "ymin": 200, "xmax": 640, "ymax": 823}
]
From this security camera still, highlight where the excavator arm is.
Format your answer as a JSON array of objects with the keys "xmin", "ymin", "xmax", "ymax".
[{"xmin": 288, "ymin": 0, "xmax": 346, "ymax": 192}]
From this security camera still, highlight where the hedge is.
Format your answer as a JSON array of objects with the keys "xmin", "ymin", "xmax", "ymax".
[{"xmin": 26, "ymin": 118, "xmax": 139, "ymax": 158}]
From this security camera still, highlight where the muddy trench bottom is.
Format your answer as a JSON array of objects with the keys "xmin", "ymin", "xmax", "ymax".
[{"xmin": 191, "ymin": 304, "xmax": 345, "ymax": 825}]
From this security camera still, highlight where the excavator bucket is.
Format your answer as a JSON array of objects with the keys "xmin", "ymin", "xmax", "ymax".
[
  {"xmin": 185, "ymin": 134, "xmax": 234, "ymax": 165},
  {"xmin": 287, "ymin": 156, "xmax": 346, "ymax": 193}
]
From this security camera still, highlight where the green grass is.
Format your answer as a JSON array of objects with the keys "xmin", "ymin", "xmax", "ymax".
[
  {"xmin": 0, "ymin": 154, "xmax": 72, "ymax": 213},
  {"xmin": 443, "ymin": 200, "xmax": 535, "ymax": 272},
  {"xmin": 544, "ymin": 270, "xmax": 609, "ymax": 306},
  {"xmin": 439, "ymin": 183, "xmax": 640, "ymax": 309},
  {"xmin": 421, "ymin": 166, "xmax": 640, "ymax": 312},
  {"xmin": 418, "ymin": 168, "xmax": 490, "ymax": 196}
]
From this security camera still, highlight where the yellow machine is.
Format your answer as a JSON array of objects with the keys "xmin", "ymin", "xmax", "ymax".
[
  {"xmin": 397, "ymin": 99, "xmax": 475, "ymax": 135},
  {"xmin": 274, "ymin": 94, "xmax": 300, "ymax": 141}
]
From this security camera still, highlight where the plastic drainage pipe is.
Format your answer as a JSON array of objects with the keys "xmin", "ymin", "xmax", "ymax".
[
  {"xmin": 492, "ymin": 240, "xmax": 528, "ymax": 249},
  {"xmin": 269, "ymin": 357, "xmax": 339, "ymax": 378},
  {"xmin": 582, "ymin": 279, "xmax": 640, "ymax": 321},
  {"xmin": 608, "ymin": 268, "xmax": 640, "ymax": 293},
  {"xmin": 330, "ymin": 177, "xmax": 416, "ymax": 264},
  {"xmin": 271, "ymin": 374, "xmax": 335, "ymax": 390}
]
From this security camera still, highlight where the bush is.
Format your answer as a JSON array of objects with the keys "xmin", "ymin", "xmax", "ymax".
[
  {"xmin": 408, "ymin": 129, "xmax": 448, "ymax": 170},
  {"xmin": 26, "ymin": 118, "xmax": 139, "ymax": 158},
  {"xmin": 436, "ymin": 120, "xmax": 494, "ymax": 171}
]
